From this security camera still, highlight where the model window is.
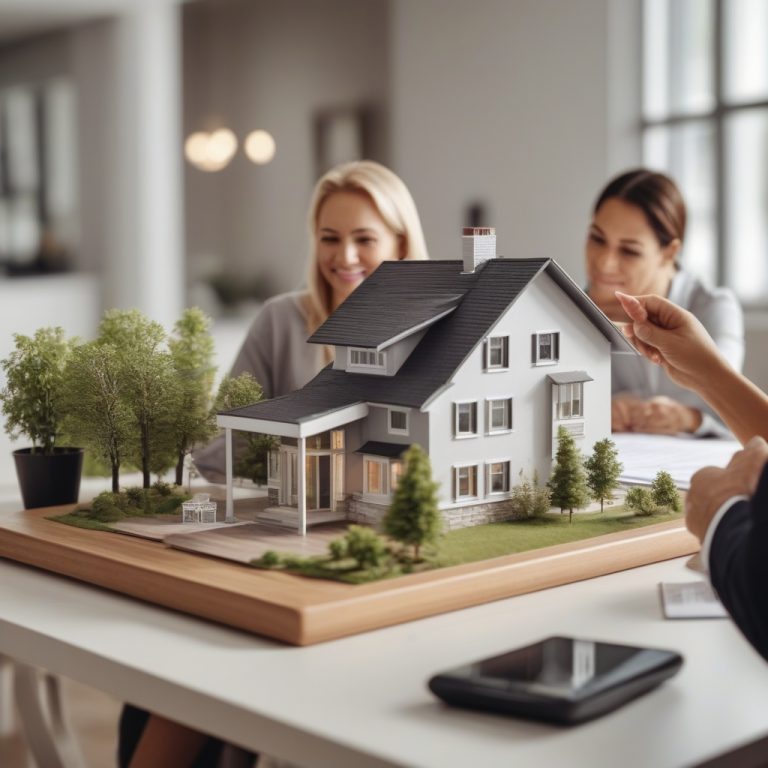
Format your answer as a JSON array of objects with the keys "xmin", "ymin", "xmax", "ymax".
[
  {"xmin": 390, "ymin": 460, "xmax": 404, "ymax": 491},
  {"xmin": 268, "ymin": 451, "xmax": 280, "ymax": 482},
  {"xmin": 349, "ymin": 347, "xmax": 386, "ymax": 368},
  {"xmin": 488, "ymin": 461, "xmax": 510, "ymax": 494},
  {"xmin": 364, "ymin": 458, "xmax": 388, "ymax": 495},
  {"xmin": 389, "ymin": 408, "xmax": 409, "ymax": 434},
  {"xmin": 455, "ymin": 465, "xmax": 478, "ymax": 499},
  {"xmin": 331, "ymin": 430, "xmax": 345, "ymax": 450},
  {"xmin": 454, "ymin": 402, "xmax": 478, "ymax": 436},
  {"xmin": 486, "ymin": 336, "xmax": 509, "ymax": 369},
  {"xmin": 558, "ymin": 382, "xmax": 583, "ymax": 419},
  {"xmin": 533, "ymin": 332, "xmax": 560, "ymax": 364},
  {"xmin": 487, "ymin": 398, "xmax": 513, "ymax": 431}
]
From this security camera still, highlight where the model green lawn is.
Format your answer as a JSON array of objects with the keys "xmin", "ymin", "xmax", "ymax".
[{"xmin": 252, "ymin": 504, "xmax": 684, "ymax": 584}]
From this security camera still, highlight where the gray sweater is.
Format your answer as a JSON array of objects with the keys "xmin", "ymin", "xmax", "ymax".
[
  {"xmin": 194, "ymin": 292, "xmax": 328, "ymax": 482},
  {"xmin": 611, "ymin": 269, "xmax": 744, "ymax": 436}
]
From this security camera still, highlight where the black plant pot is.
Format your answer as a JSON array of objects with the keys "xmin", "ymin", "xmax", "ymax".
[{"xmin": 13, "ymin": 447, "xmax": 85, "ymax": 510}]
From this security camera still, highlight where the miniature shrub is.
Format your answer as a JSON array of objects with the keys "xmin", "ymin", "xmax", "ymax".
[
  {"xmin": 510, "ymin": 471, "xmax": 551, "ymax": 518},
  {"xmin": 152, "ymin": 480, "xmax": 174, "ymax": 497},
  {"xmin": 125, "ymin": 487, "xmax": 144, "ymax": 507},
  {"xmin": 89, "ymin": 491, "xmax": 130, "ymax": 522},
  {"xmin": 328, "ymin": 538, "xmax": 348, "ymax": 561},
  {"xmin": 344, "ymin": 525, "xmax": 388, "ymax": 569},
  {"xmin": 260, "ymin": 550, "xmax": 281, "ymax": 567},
  {"xmin": 650, "ymin": 471, "xmax": 681, "ymax": 513},
  {"xmin": 625, "ymin": 486, "xmax": 656, "ymax": 517}
]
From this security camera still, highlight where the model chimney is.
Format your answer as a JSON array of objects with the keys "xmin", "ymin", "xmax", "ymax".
[{"xmin": 461, "ymin": 227, "xmax": 497, "ymax": 272}]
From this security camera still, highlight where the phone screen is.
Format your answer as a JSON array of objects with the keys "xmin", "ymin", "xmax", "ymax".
[{"xmin": 470, "ymin": 637, "xmax": 668, "ymax": 696}]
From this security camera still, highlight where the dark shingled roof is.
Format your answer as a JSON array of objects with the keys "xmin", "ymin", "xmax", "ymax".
[
  {"xmin": 223, "ymin": 258, "xmax": 632, "ymax": 425},
  {"xmin": 356, "ymin": 441, "xmax": 410, "ymax": 458}
]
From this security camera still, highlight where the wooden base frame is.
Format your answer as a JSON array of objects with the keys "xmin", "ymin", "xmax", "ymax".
[{"xmin": 0, "ymin": 506, "xmax": 699, "ymax": 646}]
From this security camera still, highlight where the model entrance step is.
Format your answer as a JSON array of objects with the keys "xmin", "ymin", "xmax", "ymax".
[{"xmin": 257, "ymin": 507, "xmax": 347, "ymax": 528}]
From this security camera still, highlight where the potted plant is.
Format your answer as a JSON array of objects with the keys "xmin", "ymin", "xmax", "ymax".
[{"xmin": 0, "ymin": 327, "xmax": 83, "ymax": 509}]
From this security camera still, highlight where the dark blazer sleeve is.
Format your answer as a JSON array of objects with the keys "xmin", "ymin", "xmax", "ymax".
[{"xmin": 709, "ymin": 463, "xmax": 768, "ymax": 662}]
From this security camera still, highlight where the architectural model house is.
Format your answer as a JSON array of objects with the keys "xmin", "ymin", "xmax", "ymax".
[{"xmin": 218, "ymin": 228, "xmax": 635, "ymax": 535}]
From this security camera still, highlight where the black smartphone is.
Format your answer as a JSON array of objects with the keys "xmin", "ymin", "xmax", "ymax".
[{"xmin": 428, "ymin": 635, "xmax": 683, "ymax": 725}]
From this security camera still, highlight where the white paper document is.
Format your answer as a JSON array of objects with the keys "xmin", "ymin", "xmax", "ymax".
[{"xmin": 659, "ymin": 581, "xmax": 728, "ymax": 619}]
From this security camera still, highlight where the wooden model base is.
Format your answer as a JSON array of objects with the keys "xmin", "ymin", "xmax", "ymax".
[{"xmin": 0, "ymin": 506, "xmax": 699, "ymax": 646}]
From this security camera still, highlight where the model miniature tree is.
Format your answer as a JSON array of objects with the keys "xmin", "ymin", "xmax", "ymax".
[
  {"xmin": 625, "ymin": 486, "xmax": 656, "ymax": 516},
  {"xmin": 584, "ymin": 438, "xmax": 623, "ymax": 513},
  {"xmin": 62, "ymin": 341, "xmax": 133, "ymax": 492},
  {"xmin": 651, "ymin": 470, "xmax": 681, "ymax": 513},
  {"xmin": 214, "ymin": 372, "xmax": 277, "ymax": 485},
  {"xmin": 0, "ymin": 327, "xmax": 76, "ymax": 454},
  {"xmin": 510, "ymin": 470, "xmax": 551, "ymax": 518},
  {"xmin": 548, "ymin": 426, "xmax": 590, "ymax": 524},
  {"xmin": 168, "ymin": 308, "xmax": 217, "ymax": 486},
  {"xmin": 382, "ymin": 444, "xmax": 441, "ymax": 561},
  {"xmin": 99, "ymin": 310, "xmax": 179, "ymax": 488}
]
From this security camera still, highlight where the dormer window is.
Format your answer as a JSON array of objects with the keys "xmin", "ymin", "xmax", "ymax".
[
  {"xmin": 532, "ymin": 331, "xmax": 560, "ymax": 365},
  {"xmin": 349, "ymin": 347, "xmax": 386, "ymax": 369},
  {"xmin": 485, "ymin": 336, "xmax": 509, "ymax": 370}
]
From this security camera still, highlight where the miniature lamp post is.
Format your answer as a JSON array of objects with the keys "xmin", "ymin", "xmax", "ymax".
[{"xmin": 182, "ymin": 492, "xmax": 217, "ymax": 524}]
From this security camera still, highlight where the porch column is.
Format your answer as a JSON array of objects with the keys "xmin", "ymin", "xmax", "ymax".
[
  {"xmin": 225, "ymin": 428, "xmax": 234, "ymax": 523},
  {"xmin": 298, "ymin": 436, "xmax": 307, "ymax": 536}
]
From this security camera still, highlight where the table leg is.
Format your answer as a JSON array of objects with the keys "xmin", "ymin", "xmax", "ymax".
[{"xmin": 13, "ymin": 663, "xmax": 86, "ymax": 768}]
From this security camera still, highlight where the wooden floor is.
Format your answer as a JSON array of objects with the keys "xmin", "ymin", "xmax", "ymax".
[{"xmin": 0, "ymin": 675, "xmax": 122, "ymax": 768}]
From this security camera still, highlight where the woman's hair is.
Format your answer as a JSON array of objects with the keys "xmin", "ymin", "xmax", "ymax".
[
  {"xmin": 593, "ymin": 168, "xmax": 687, "ymax": 248},
  {"xmin": 305, "ymin": 160, "xmax": 429, "ymax": 334}
]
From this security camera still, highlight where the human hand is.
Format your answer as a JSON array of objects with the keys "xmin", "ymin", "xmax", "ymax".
[
  {"xmin": 632, "ymin": 396, "xmax": 702, "ymax": 435},
  {"xmin": 611, "ymin": 395, "xmax": 644, "ymax": 432},
  {"xmin": 685, "ymin": 436, "xmax": 768, "ymax": 542},
  {"xmin": 615, "ymin": 292, "xmax": 727, "ymax": 392}
]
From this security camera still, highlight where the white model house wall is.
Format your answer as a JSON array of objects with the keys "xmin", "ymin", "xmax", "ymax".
[
  {"xmin": 358, "ymin": 405, "xmax": 429, "ymax": 453},
  {"xmin": 427, "ymin": 270, "xmax": 612, "ymax": 511}
]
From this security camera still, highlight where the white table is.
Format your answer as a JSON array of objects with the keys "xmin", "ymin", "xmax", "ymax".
[{"xmin": 2, "ymin": 539, "xmax": 768, "ymax": 767}]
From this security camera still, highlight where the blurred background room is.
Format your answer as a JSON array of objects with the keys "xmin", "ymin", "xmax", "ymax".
[{"xmin": 0, "ymin": 0, "xmax": 767, "ymax": 763}]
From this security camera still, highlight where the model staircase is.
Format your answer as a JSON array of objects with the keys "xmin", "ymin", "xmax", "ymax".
[{"xmin": 257, "ymin": 506, "xmax": 347, "ymax": 529}]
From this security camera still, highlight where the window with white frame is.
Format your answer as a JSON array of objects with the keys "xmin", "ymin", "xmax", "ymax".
[
  {"xmin": 388, "ymin": 408, "xmax": 409, "ymax": 435},
  {"xmin": 532, "ymin": 332, "xmax": 560, "ymax": 364},
  {"xmin": 486, "ymin": 336, "xmax": 509, "ymax": 369},
  {"xmin": 643, "ymin": 0, "xmax": 768, "ymax": 304},
  {"xmin": 454, "ymin": 465, "xmax": 478, "ymax": 499},
  {"xmin": 486, "ymin": 397, "xmax": 513, "ymax": 432},
  {"xmin": 557, "ymin": 382, "xmax": 583, "ymax": 420},
  {"xmin": 268, "ymin": 450, "xmax": 280, "ymax": 483},
  {"xmin": 390, "ymin": 460, "xmax": 404, "ymax": 491},
  {"xmin": 364, "ymin": 457, "xmax": 388, "ymax": 496},
  {"xmin": 487, "ymin": 461, "xmax": 511, "ymax": 494},
  {"xmin": 349, "ymin": 347, "xmax": 386, "ymax": 369},
  {"xmin": 454, "ymin": 401, "xmax": 478, "ymax": 437}
]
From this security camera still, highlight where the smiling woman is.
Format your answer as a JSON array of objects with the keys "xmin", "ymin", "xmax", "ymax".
[{"xmin": 585, "ymin": 169, "xmax": 744, "ymax": 437}]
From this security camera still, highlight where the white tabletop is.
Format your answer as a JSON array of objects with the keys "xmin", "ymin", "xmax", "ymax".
[{"xmin": 2, "ymin": 540, "xmax": 768, "ymax": 767}]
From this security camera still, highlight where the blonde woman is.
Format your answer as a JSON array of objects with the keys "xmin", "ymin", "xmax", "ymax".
[{"xmin": 193, "ymin": 160, "xmax": 429, "ymax": 483}]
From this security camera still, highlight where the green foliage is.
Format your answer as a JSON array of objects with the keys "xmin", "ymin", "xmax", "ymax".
[
  {"xmin": 0, "ymin": 327, "xmax": 76, "ymax": 453},
  {"xmin": 98, "ymin": 310, "xmax": 180, "ymax": 488},
  {"xmin": 260, "ymin": 550, "xmax": 281, "ymax": 567},
  {"xmin": 382, "ymin": 444, "xmax": 442, "ymax": 560},
  {"xmin": 328, "ymin": 537, "xmax": 348, "ymax": 561},
  {"xmin": 124, "ymin": 486, "xmax": 144, "ymax": 506},
  {"xmin": 625, "ymin": 486, "xmax": 656, "ymax": 516},
  {"xmin": 152, "ymin": 479, "xmax": 173, "ymax": 497},
  {"xmin": 585, "ymin": 438, "xmax": 623, "ymax": 513},
  {"xmin": 61, "ymin": 341, "xmax": 133, "ymax": 491},
  {"xmin": 168, "ymin": 308, "xmax": 218, "ymax": 485},
  {"xmin": 510, "ymin": 469, "xmax": 551, "ymax": 518},
  {"xmin": 90, "ymin": 491, "xmax": 131, "ymax": 522},
  {"xmin": 651, "ymin": 470, "xmax": 681, "ymax": 512},
  {"xmin": 342, "ymin": 525, "xmax": 388, "ymax": 568},
  {"xmin": 215, "ymin": 372, "xmax": 276, "ymax": 485},
  {"xmin": 548, "ymin": 427, "xmax": 590, "ymax": 523}
]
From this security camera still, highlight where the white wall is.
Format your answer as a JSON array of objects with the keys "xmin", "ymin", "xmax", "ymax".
[
  {"xmin": 389, "ymin": 0, "xmax": 640, "ymax": 283},
  {"xmin": 182, "ymin": 0, "xmax": 390, "ymax": 296}
]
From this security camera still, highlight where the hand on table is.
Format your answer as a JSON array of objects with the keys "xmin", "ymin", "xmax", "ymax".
[
  {"xmin": 685, "ymin": 436, "xmax": 768, "ymax": 542},
  {"xmin": 611, "ymin": 395, "xmax": 701, "ymax": 434}
]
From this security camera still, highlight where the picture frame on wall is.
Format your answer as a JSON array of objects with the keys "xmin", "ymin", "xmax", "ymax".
[{"xmin": 313, "ymin": 105, "xmax": 373, "ymax": 177}]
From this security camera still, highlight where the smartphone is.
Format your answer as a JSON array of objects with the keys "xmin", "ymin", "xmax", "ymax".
[{"xmin": 428, "ymin": 635, "xmax": 683, "ymax": 725}]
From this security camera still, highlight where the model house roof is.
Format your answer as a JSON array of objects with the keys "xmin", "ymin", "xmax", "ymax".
[{"xmin": 222, "ymin": 258, "xmax": 634, "ymax": 426}]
